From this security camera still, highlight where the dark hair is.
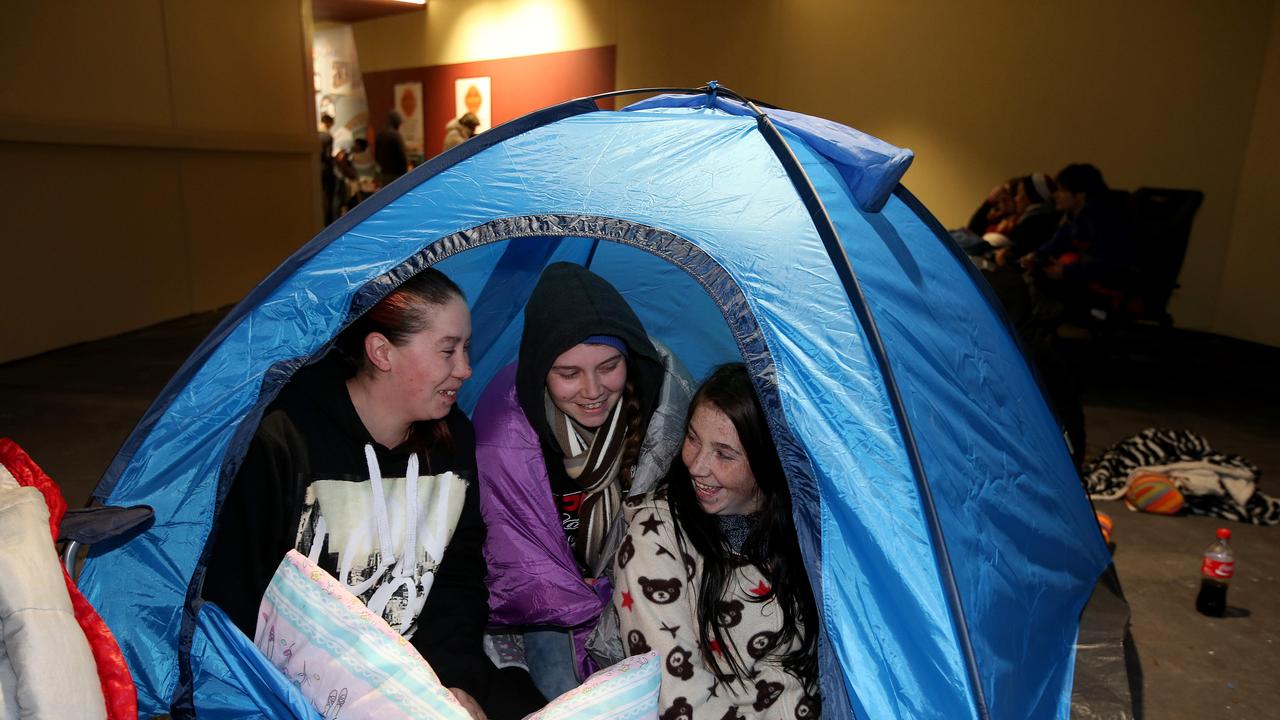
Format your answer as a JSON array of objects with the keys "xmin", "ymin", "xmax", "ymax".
[
  {"xmin": 354, "ymin": 137, "xmax": 369, "ymax": 152},
  {"xmin": 387, "ymin": 110, "xmax": 403, "ymax": 129},
  {"xmin": 334, "ymin": 268, "xmax": 466, "ymax": 457},
  {"xmin": 320, "ymin": 113, "xmax": 334, "ymax": 125},
  {"xmin": 619, "ymin": 378, "xmax": 647, "ymax": 490},
  {"xmin": 1055, "ymin": 163, "xmax": 1108, "ymax": 197},
  {"xmin": 664, "ymin": 364, "xmax": 819, "ymax": 694},
  {"xmin": 1017, "ymin": 174, "xmax": 1056, "ymax": 205}
]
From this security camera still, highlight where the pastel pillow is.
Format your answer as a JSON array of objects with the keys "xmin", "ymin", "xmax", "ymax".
[
  {"xmin": 525, "ymin": 651, "xmax": 660, "ymax": 720},
  {"xmin": 255, "ymin": 550, "xmax": 470, "ymax": 720}
]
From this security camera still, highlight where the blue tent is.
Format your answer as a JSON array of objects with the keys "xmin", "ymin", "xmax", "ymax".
[{"xmin": 78, "ymin": 85, "xmax": 1109, "ymax": 719}]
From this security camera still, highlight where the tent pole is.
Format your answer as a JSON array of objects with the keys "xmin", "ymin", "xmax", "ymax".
[{"xmin": 751, "ymin": 114, "xmax": 993, "ymax": 720}]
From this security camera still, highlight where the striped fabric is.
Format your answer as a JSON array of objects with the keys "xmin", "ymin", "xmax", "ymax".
[
  {"xmin": 1085, "ymin": 427, "xmax": 1280, "ymax": 525},
  {"xmin": 257, "ymin": 551, "xmax": 660, "ymax": 720},
  {"xmin": 255, "ymin": 550, "xmax": 470, "ymax": 719},
  {"xmin": 526, "ymin": 651, "xmax": 660, "ymax": 720}
]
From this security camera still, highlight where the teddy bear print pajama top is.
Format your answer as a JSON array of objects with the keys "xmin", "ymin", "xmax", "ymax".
[{"xmin": 613, "ymin": 491, "xmax": 819, "ymax": 719}]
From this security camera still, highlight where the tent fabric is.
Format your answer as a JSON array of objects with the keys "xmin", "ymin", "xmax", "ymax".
[
  {"xmin": 625, "ymin": 92, "xmax": 914, "ymax": 213},
  {"xmin": 77, "ymin": 88, "xmax": 1109, "ymax": 719}
]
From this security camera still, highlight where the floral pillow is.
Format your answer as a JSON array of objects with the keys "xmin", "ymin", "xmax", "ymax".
[
  {"xmin": 255, "ymin": 550, "xmax": 470, "ymax": 720},
  {"xmin": 524, "ymin": 650, "xmax": 660, "ymax": 720}
]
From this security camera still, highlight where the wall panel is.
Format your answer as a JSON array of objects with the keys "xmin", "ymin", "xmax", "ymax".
[
  {"xmin": 363, "ymin": 45, "xmax": 615, "ymax": 157},
  {"xmin": 0, "ymin": 143, "xmax": 189, "ymax": 360},
  {"xmin": 0, "ymin": 0, "xmax": 321, "ymax": 362},
  {"xmin": 1216, "ymin": 3, "xmax": 1280, "ymax": 347}
]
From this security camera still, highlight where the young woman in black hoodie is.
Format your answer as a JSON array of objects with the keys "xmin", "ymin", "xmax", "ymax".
[{"xmin": 203, "ymin": 268, "xmax": 543, "ymax": 720}]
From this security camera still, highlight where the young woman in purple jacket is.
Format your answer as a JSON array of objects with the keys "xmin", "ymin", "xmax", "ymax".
[{"xmin": 472, "ymin": 262, "xmax": 695, "ymax": 699}]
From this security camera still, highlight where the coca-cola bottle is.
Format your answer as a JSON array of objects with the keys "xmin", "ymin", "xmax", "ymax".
[{"xmin": 1195, "ymin": 528, "xmax": 1234, "ymax": 617}]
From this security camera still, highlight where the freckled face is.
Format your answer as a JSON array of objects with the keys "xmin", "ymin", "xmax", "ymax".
[
  {"xmin": 682, "ymin": 403, "xmax": 761, "ymax": 516},
  {"xmin": 546, "ymin": 343, "xmax": 627, "ymax": 428},
  {"xmin": 387, "ymin": 297, "xmax": 472, "ymax": 422}
]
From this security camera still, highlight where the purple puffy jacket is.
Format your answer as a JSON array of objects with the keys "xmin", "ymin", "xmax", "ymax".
[
  {"xmin": 474, "ymin": 364, "xmax": 611, "ymax": 678},
  {"xmin": 474, "ymin": 352, "xmax": 694, "ymax": 679}
]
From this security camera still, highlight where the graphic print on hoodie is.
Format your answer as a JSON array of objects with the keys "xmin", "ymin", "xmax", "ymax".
[{"xmin": 294, "ymin": 461, "xmax": 468, "ymax": 636}]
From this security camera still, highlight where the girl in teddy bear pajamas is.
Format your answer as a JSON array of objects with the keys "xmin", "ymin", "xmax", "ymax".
[{"xmin": 614, "ymin": 364, "xmax": 821, "ymax": 719}]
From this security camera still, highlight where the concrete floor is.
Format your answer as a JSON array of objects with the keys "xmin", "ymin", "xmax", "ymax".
[
  {"xmin": 1065, "ymin": 327, "xmax": 1280, "ymax": 720},
  {"xmin": 1, "ymin": 311, "xmax": 1277, "ymax": 718}
]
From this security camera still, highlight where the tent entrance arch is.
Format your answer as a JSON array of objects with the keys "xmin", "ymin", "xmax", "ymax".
[{"xmin": 182, "ymin": 216, "xmax": 847, "ymax": 716}]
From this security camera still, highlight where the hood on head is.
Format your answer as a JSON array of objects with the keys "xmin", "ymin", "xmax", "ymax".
[{"xmin": 515, "ymin": 262, "xmax": 663, "ymax": 453}]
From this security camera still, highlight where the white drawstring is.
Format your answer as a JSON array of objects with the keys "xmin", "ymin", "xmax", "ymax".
[
  {"xmin": 337, "ymin": 445, "xmax": 397, "ymax": 596},
  {"xmin": 305, "ymin": 444, "xmax": 456, "ymax": 636},
  {"xmin": 394, "ymin": 453, "xmax": 419, "ymax": 580},
  {"xmin": 365, "ymin": 444, "xmax": 395, "ymax": 568},
  {"xmin": 306, "ymin": 516, "xmax": 327, "ymax": 565}
]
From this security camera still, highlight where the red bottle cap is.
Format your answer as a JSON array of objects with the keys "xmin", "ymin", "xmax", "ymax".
[{"xmin": 1216, "ymin": 528, "xmax": 1232, "ymax": 540}]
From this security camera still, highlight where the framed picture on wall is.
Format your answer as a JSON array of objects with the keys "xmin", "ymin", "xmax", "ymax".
[
  {"xmin": 454, "ymin": 76, "xmax": 491, "ymax": 132},
  {"xmin": 395, "ymin": 82, "xmax": 425, "ymax": 158}
]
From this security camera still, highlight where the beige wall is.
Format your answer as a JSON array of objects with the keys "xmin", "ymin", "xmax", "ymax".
[
  {"xmin": 354, "ymin": 0, "xmax": 615, "ymax": 71},
  {"xmin": 355, "ymin": 0, "xmax": 1280, "ymax": 346},
  {"xmin": 765, "ymin": 1, "xmax": 1274, "ymax": 337},
  {"xmin": 625, "ymin": 0, "xmax": 1277, "ymax": 340},
  {"xmin": 0, "ymin": 1, "xmax": 321, "ymax": 362},
  {"xmin": 4, "ymin": 1, "xmax": 1276, "ymax": 358},
  {"xmin": 1217, "ymin": 3, "xmax": 1280, "ymax": 347}
]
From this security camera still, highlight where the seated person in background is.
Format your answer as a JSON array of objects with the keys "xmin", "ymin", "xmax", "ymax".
[
  {"xmin": 966, "ymin": 178, "xmax": 1019, "ymax": 237},
  {"xmin": 443, "ymin": 112, "xmax": 481, "ymax": 151},
  {"xmin": 951, "ymin": 178, "xmax": 1017, "ymax": 256},
  {"xmin": 987, "ymin": 172, "xmax": 1061, "ymax": 265},
  {"xmin": 1019, "ymin": 163, "xmax": 1134, "ymax": 318},
  {"xmin": 203, "ymin": 268, "xmax": 544, "ymax": 720},
  {"xmin": 473, "ymin": 262, "xmax": 694, "ymax": 700},
  {"xmin": 614, "ymin": 363, "xmax": 820, "ymax": 719},
  {"xmin": 955, "ymin": 173, "xmax": 1059, "ymax": 265},
  {"xmin": 344, "ymin": 137, "xmax": 380, "ymax": 211}
]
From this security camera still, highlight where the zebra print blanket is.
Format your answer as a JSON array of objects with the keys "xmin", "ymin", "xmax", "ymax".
[{"xmin": 1085, "ymin": 428, "xmax": 1280, "ymax": 525}]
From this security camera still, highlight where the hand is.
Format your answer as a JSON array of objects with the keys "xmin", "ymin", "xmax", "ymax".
[
  {"xmin": 1018, "ymin": 253, "xmax": 1036, "ymax": 270},
  {"xmin": 449, "ymin": 688, "xmax": 487, "ymax": 720},
  {"xmin": 994, "ymin": 247, "xmax": 1010, "ymax": 267}
]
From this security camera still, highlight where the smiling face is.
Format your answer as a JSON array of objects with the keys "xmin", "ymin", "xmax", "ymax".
[
  {"xmin": 385, "ymin": 297, "xmax": 473, "ymax": 422},
  {"xmin": 545, "ymin": 343, "xmax": 627, "ymax": 428},
  {"xmin": 682, "ymin": 402, "xmax": 762, "ymax": 516}
]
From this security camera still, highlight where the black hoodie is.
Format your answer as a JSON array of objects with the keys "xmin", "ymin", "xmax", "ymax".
[
  {"xmin": 202, "ymin": 352, "xmax": 502, "ymax": 702},
  {"xmin": 515, "ymin": 263, "xmax": 664, "ymax": 489}
]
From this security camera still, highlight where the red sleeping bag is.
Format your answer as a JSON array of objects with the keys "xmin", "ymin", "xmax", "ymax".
[{"xmin": 0, "ymin": 438, "xmax": 138, "ymax": 720}]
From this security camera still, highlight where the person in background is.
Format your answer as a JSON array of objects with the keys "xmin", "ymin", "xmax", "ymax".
[
  {"xmin": 319, "ymin": 113, "xmax": 338, "ymax": 225},
  {"xmin": 989, "ymin": 172, "xmax": 1061, "ymax": 265},
  {"xmin": 376, "ymin": 109, "xmax": 410, "ymax": 187},
  {"xmin": 472, "ymin": 262, "xmax": 694, "ymax": 700},
  {"xmin": 343, "ymin": 137, "xmax": 379, "ymax": 213},
  {"xmin": 203, "ymin": 268, "xmax": 544, "ymax": 720},
  {"xmin": 1019, "ymin": 163, "xmax": 1133, "ymax": 320},
  {"xmin": 443, "ymin": 112, "xmax": 481, "ymax": 152},
  {"xmin": 614, "ymin": 363, "xmax": 820, "ymax": 719},
  {"xmin": 966, "ymin": 178, "xmax": 1019, "ymax": 237}
]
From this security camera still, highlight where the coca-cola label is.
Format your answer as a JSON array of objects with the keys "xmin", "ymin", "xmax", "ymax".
[{"xmin": 1202, "ymin": 557, "xmax": 1234, "ymax": 580}]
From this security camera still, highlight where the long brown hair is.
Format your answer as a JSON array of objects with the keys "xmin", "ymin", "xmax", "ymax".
[
  {"xmin": 665, "ymin": 364, "xmax": 820, "ymax": 695},
  {"xmin": 618, "ymin": 377, "xmax": 648, "ymax": 489},
  {"xmin": 333, "ymin": 268, "xmax": 465, "ymax": 461}
]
